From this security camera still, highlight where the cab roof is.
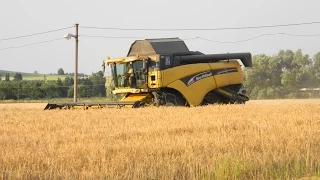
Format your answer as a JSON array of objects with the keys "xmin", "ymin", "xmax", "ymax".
[{"xmin": 127, "ymin": 37, "xmax": 190, "ymax": 56}]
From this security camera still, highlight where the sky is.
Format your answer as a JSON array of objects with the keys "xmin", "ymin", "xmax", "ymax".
[{"xmin": 1, "ymin": 0, "xmax": 320, "ymax": 75}]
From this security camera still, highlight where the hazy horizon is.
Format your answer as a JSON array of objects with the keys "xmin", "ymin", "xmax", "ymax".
[{"xmin": 1, "ymin": 0, "xmax": 320, "ymax": 75}]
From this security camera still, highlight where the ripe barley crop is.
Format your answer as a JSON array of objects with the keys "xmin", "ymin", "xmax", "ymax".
[{"xmin": 0, "ymin": 100, "xmax": 320, "ymax": 179}]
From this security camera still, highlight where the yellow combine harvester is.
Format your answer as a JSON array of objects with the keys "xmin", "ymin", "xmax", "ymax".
[{"xmin": 44, "ymin": 38, "xmax": 252, "ymax": 110}]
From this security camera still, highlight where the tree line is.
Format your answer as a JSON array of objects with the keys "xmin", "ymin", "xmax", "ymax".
[
  {"xmin": 1, "ymin": 49, "xmax": 320, "ymax": 101},
  {"xmin": 0, "ymin": 71, "xmax": 107, "ymax": 100},
  {"xmin": 243, "ymin": 49, "xmax": 320, "ymax": 99},
  {"xmin": 0, "ymin": 73, "xmax": 23, "ymax": 81}
]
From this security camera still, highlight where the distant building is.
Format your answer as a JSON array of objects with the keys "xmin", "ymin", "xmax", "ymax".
[{"xmin": 298, "ymin": 88, "xmax": 320, "ymax": 98}]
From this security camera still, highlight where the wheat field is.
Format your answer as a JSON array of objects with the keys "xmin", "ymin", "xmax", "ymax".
[{"xmin": 0, "ymin": 99, "xmax": 320, "ymax": 179}]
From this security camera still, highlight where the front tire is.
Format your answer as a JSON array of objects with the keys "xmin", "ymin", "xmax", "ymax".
[
  {"xmin": 152, "ymin": 90, "xmax": 187, "ymax": 107},
  {"xmin": 163, "ymin": 92, "xmax": 186, "ymax": 106}
]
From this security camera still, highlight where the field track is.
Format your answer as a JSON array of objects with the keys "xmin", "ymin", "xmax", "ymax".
[{"xmin": 0, "ymin": 99, "xmax": 320, "ymax": 179}]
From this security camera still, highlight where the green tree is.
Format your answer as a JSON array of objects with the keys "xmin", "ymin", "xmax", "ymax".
[
  {"xmin": 312, "ymin": 52, "xmax": 320, "ymax": 87},
  {"xmin": 5, "ymin": 73, "xmax": 10, "ymax": 81},
  {"xmin": 63, "ymin": 77, "xmax": 74, "ymax": 97},
  {"xmin": 41, "ymin": 81, "xmax": 58, "ymax": 99},
  {"xmin": 89, "ymin": 71, "xmax": 106, "ymax": 97},
  {"xmin": 243, "ymin": 54, "xmax": 282, "ymax": 99},
  {"xmin": 0, "ymin": 81, "xmax": 15, "ymax": 99},
  {"xmin": 78, "ymin": 84, "xmax": 91, "ymax": 98},
  {"xmin": 58, "ymin": 68, "xmax": 64, "ymax": 75},
  {"xmin": 67, "ymin": 83, "xmax": 92, "ymax": 98},
  {"xmin": 244, "ymin": 49, "xmax": 315, "ymax": 99},
  {"xmin": 23, "ymin": 81, "xmax": 43, "ymax": 99},
  {"xmin": 14, "ymin": 73, "xmax": 23, "ymax": 81},
  {"xmin": 67, "ymin": 85, "xmax": 74, "ymax": 98},
  {"xmin": 56, "ymin": 78, "xmax": 65, "ymax": 97},
  {"xmin": 11, "ymin": 81, "xmax": 24, "ymax": 99},
  {"xmin": 280, "ymin": 49, "xmax": 312, "ymax": 97},
  {"xmin": 63, "ymin": 76, "xmax": 73, "ymax": 86},
  {"xmin": 278, "ymin": 50, "xmax": 294, "ymax": 70}
]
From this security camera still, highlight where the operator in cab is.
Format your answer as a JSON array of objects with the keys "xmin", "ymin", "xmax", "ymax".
[{"xmin": 121, "ymin": 62, "xmax": 136, "ymax": 87}]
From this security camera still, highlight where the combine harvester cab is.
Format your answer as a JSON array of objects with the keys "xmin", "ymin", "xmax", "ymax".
[{"xmin": 44, "ymin": 37, "xmax": 252, "ymax": 110}]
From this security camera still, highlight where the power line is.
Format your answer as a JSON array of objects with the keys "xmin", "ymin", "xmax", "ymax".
[
  {"xmin": 80, "ymin": 35, "xmax": 145, "ymax": 39},
  {"xmin": 197, "ymin": 33, "xmax": 279, "ymax": 43},
  {"xmin": 80, "ymin": 33, "xmax": 320, "ymax": 44},
  {"xmin": 0, "ymin": 38, "xmax": 63, "ymax": 51},
  {"xmin": 1, "ymin": 32, "xmax": 319, "ymax": 52},
  {"xmin": 281, "ymin": 33, "xmax": 320, "ymax": 37},
  {"xmin": 0, "ymin": 26, "xmax": 73, "ymax": 42},
  {"xmin": 79, "ymin": 21, "xmax": 320, "ymax": 31},
  {"xmin": 198, "ymin": 33, "xmax": 320, "ymax": 43},
  {"xmin": 80, "ymin": 35, "xmax": 199, "ymax": 41}
]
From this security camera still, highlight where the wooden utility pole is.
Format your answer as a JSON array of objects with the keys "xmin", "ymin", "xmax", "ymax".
[{"xmin": 74, "ymin": 23, "xmax": 79, "ymax": 102}]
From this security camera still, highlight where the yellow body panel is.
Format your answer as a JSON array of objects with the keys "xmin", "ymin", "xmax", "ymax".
[
  {"xmin": 160, "ymin": 60, "xmax": 244, "ymax": 107},
  {"xmin": 161, "ymin": 63, "xmax": 211, "ymax": 86},
  {"xmin": 148, "ymin": 55, "xmax": 158, "ymax": 61},
  {"xmin": 147, "ymin": 55, "xmax": 161, "ymax": 88},
  {"xmin": 167, "ymin": 76, "xmax": 217, "ymax": 106},
  {"xmin": 121, "ymin": 93, "xmax": 151, "ymax": 101},
  {"xmin": 208, "ymin": 60, "xmax": 243, "ymax": 87},
  {"xmin": 105, "ymin": 55, "xmax": 158, "ymax": 65},
  {"xmin": 113, "ymin": 88, "xmax": 148, "ymax": 94},
  {"xmin": 105, "ymin": 55, "xmax": 140, "ymax": 64},
  {"xmin": 148, "ymin": 70, "xmax": 162, "ymax": 88}
]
